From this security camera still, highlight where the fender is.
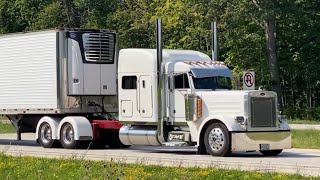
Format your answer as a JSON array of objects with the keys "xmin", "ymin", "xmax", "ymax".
[
  {"xmin": 195, "ymin": 115, "xmax": 244, "ymax": 146},
  {"xmin": 58, "ymin": 116, "xmax": 93, "ymax": 141},
  {"xmin": 36, "ymin": 116, "xmax": 61, "ymax": 140}
]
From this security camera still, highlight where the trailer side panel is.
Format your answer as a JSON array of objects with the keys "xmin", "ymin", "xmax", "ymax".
[{"xmin": 0, "ymin": 31, "xmax": 58, "ymax": 110}]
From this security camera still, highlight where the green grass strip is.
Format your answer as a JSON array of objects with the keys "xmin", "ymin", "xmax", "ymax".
[
  {"xmin": 292, "ymin": 129, "xmax": 320, "ymax": 149},
  {"xmin": 0, "ymin": 122, "xmax": 14, "ymax": 133},
  {"xmin": 0, "ymin": 154, "xmax": 315, "ymax": 180},
  {"xmin": 289, "ymin": 119, "xmax": 320, "ymax": 124}
]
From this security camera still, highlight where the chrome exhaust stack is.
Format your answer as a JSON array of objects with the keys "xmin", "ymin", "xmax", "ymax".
[
  {"xmin": 119, "ymin": 18, "xmax": 165, "ymax": 146},
  {"xmin": 211, "ymin": 22, "xmax": 218, "ymax": 61},
  {"xmin": 156, "ymin": 18, "xmax": 166, "ymax": 144}
]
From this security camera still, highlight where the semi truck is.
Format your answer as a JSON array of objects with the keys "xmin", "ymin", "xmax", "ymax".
[{"xmin": 0, "ymin": 20, "xmax": 291, "ymax": 157}]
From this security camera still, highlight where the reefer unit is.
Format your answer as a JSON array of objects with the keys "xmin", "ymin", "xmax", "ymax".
[{"xmin": 0, "ymin": 29, "xmax": 118, "ymax": 115}]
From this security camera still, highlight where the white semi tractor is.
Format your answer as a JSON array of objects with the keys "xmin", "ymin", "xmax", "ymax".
[{"xmin": 0, "ymin": 21, "xmax": 291, "ymax": 156}]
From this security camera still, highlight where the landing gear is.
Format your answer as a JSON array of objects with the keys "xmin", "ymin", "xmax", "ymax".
[{"xmin": 7, "ymin": 115, "xmax": 23, "ymax": 140}]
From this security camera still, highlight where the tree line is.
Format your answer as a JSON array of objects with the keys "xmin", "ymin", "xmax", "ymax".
[{"xmin": 0, "ymin": 0, "xmax": 319, "ymax": 120}]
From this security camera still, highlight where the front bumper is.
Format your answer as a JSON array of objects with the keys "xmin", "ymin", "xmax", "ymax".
[{"xmin": 231, "ymin": 131, "xmax": 291, "ymax": 152}]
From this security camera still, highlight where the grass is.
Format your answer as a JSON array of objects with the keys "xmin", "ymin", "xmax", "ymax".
[
  {"xmin": 0, "ymin": 154, "xmax": 315, "ymax": 180},
  {"xmin": 289, "ymin": 119, "xmax": 320, "ymax": 124},
  {"xmin": 0, "ymin": 122, "xmax": 14, "ymax": 133},
  {"xmin": 292, "ymin": 129, "xmax": 320, "ymax": 149}
]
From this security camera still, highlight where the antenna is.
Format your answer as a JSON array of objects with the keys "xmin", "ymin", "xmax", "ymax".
[{"xmin": 211, "ymin": 22, "xmax": 218, "ymax": 61}]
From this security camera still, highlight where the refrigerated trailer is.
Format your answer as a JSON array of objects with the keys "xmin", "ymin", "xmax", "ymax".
[{"xmin": 0, "ymin": 24, "xmax": 291, "ymax": 156}]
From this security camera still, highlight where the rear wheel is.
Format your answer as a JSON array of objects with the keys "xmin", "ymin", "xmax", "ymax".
[
  {"xmin": 204, "ymin": 122, "xmax": 230, "ymax": 157},
  {"xmin": 60, "ymin": 123, "xmax": 81, "ymax": 149},
  {"xmin": 38, "ymin": 122, "xmax": 59, "ymax": 148},
  {"xmin": 260, "ymin": 149, "xmax": 283, "ymax": 156}
]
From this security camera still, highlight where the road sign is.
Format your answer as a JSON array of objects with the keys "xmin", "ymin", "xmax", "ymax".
[{"xmin": 243, "ymin": 71, "xmax": 255, "ymax": 90}]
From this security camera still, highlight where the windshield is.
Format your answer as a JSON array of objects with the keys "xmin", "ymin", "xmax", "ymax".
[{"xmin": 192, "ymin": 76, "xmax": 232, "ymax": 90}]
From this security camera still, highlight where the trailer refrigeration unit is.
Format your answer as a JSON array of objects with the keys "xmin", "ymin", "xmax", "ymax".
[{"xmin": 0, "ymin": 20, "xmax": 291, "ymax": 156}]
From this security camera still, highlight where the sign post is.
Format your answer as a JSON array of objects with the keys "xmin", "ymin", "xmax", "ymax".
[{"xmin": 243, "ymin": 71, "xmax": 255, "ymax": 90}]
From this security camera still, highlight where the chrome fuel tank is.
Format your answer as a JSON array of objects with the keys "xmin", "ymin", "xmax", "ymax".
[{"xmin": 119, "ymin": 125, "xmax": 161, "ymax": 146}]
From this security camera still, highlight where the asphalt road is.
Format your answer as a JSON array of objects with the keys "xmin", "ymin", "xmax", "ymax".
[{"xmin": 0, "ymin": 133, "xmax": 320, "ymax": 177}]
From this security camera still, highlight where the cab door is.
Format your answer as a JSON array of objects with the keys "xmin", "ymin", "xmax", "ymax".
[
  {"xmin": 169, "ymin": 73, "xmax": 190, "ymax": 121},
  {"xmin": 139, "ymin": 75, "xmax": 153, "ymax": 118}
]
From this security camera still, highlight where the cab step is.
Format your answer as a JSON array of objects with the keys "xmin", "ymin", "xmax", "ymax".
[{"xmin": 162, "ymin": 142, "xmax": 189, "ymax": 147}]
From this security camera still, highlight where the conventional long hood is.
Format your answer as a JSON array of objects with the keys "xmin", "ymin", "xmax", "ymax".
[{"xmin": 195, "ymin": 90, "xmax": 250, "ymax": 117}]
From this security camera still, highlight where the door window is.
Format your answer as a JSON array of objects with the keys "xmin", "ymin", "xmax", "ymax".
[
  {"xmin": 174, "ymin": 74, "xmax": 190, "ymax": 89},
  {"xmin": 122, "ymin": 76, "xmax": 137, "ymax": 89}
]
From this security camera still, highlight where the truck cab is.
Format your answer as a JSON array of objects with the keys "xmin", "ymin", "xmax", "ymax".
[{"xmin": 118, "ymin": 48, "xmax": 291, "ymax": 156}]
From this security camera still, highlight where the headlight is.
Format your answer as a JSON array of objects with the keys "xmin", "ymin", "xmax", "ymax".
[
  {"xmin": 235, "ymin": 116, "xmax": 246, "ymax": 125},
  {"xmin": 278, "ymin": 115, "xmax": 287, "ymax": 123}
]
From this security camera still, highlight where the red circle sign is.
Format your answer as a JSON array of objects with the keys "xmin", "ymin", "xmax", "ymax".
[{"xmin": 244, "ymin": 72, "xmax": 254, "ymax": 87}]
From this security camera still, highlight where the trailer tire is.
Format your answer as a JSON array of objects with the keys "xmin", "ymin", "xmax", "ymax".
[
  {"xmin": 204, "ymin": 122, "xmax": 230, "ymax": 157},
  {"xmin": 60, "ymin": 122, "xmax": 81, "ymax": 149},
  {"xmin": 38, "ymin": 122, "xmax": 59, "ymax": 148},
  {"xmin": 260, "ymin": 149, "xmax": 283, "ymax": 156}
]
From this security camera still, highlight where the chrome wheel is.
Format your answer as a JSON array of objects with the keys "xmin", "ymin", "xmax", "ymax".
[
  {"xmin": 61, "ymin": 123, "xmax": 74, "ymax": 145},
  {"xmin": 38, "ymin": 122, "xmax": 58, "ymax": 148},
  {"xmin": 208, "ymin": 127, "xmax": 225, "ymax": 152},
  {"xmin": 40, "ymin": 123, "xmax": 52, "ymax": 144},
  {"xmin": 204, "ymin": 123, "xmax": 230, "ymax": 156}
]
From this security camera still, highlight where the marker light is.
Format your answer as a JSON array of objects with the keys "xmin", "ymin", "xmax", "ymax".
[{"xmin": 197, "ymin": 96, "xmax": 203, "ymax": 118}]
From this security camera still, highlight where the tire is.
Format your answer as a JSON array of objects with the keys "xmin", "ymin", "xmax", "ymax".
[
  {"xmin": 108, "ymin": 141, "xmax": 131, "ymax": 149},
  {"xmin": 107, "ymin": 133, "xmax": 131, "ymax": 149},
  {"xmin": 204, "ymin": 123, "xmax": 231, "ymax": 157},
  {"xmin": 38, "ymin": 122, "xmax": 59, "ymax": 148},
  {"xmin": 260, "ymin": 149, "xmax": 283, "ymax": 156},
  {"xmin": 60, "ymin": 123, "xmax": 81, "ymax": 149},
  {"xmin": 90, "ymin": 141, "xmax": 108, "ymax": 149}
]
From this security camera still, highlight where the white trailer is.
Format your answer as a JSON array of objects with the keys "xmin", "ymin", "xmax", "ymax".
[
  {"xmin": 0, "ymin": 22, "xmax": 291, "ymax": 156},
  {"xmin": 0, "ymin": 29, "xmax": 124, "ymax": 148}
]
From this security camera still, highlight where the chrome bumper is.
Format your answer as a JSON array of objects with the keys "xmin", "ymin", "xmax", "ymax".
[{"xmin": 231, "ymin": 131, "xmax": 291, "ymax": 152}]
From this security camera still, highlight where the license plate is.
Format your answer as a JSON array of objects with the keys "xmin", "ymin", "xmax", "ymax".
[{"xmin": 260, "ymin": 144, "xmax": 270, "ymax": 150}]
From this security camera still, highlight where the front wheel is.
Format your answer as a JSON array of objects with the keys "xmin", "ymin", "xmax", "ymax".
[
  {"xmin": 260, "ymin": 149, "xmax": 283, "ymax": 156},
  {"xmin": 204, "ymin": 122, "xmax": 231, "ymax": 157}
]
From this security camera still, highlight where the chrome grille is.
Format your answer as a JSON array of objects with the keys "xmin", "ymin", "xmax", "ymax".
[
  {"xmin": 82, "ymin": 33, "xmax": 115, "ymax": 63},
  {"xmin": 250, "ymin": 97, "xmax": 277, "ymax": 127}
]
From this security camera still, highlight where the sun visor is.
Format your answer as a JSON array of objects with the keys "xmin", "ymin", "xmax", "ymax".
[{"xmin": 191, "ymin": 67, "xmax": 232, "ymax": 78}]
